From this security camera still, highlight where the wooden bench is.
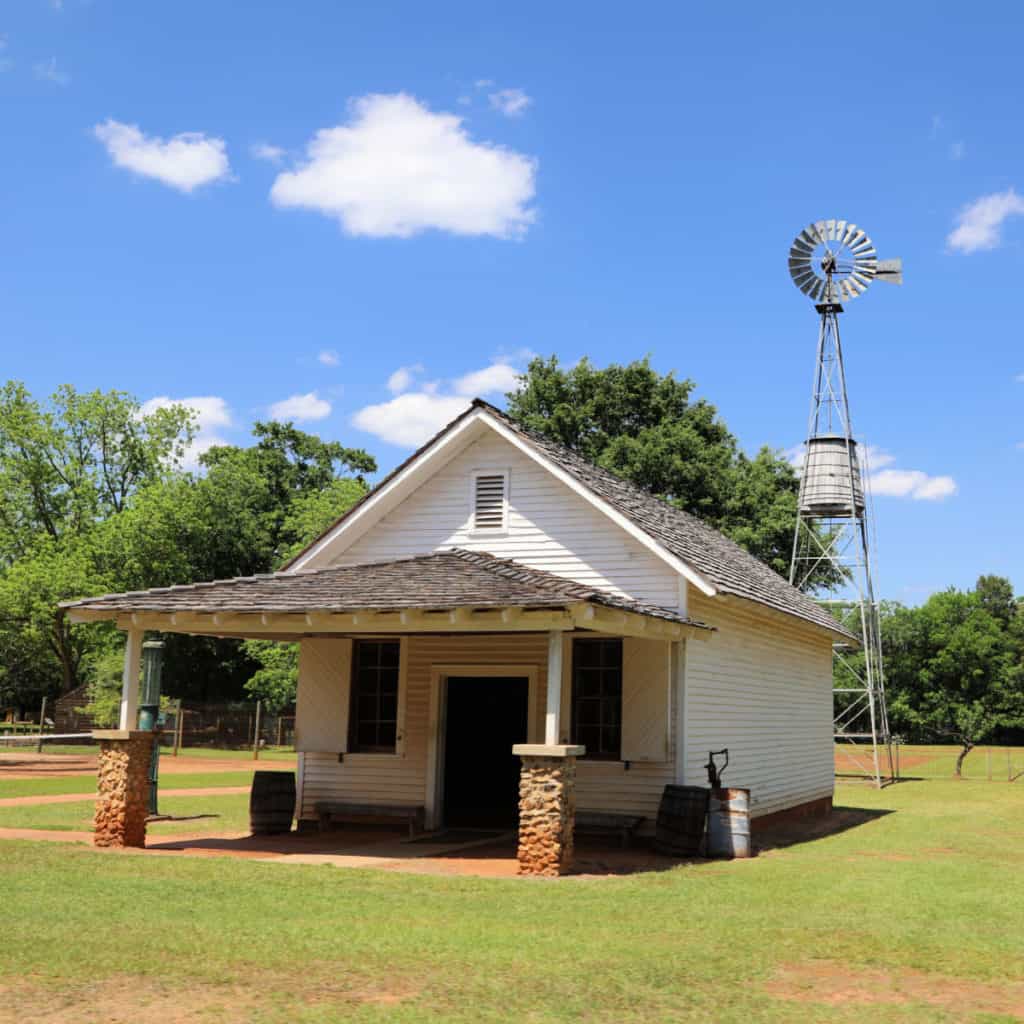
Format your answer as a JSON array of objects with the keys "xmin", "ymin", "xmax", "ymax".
[
  {"xmin": 314, "ymin": 801, "xmax": 426, "ymax": 838},
  {"xmin": 575, "ymin": 811, "xmax": 646, "ymax": 848}
]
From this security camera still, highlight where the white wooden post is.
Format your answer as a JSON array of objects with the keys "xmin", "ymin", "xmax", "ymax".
[
  {"xmin": 118, "ymin": 628, "xmax": 143, "ymax": 731},
  {"xmin": 672, "ymin": 639, "xmax": 687, "ymax": 784},
  {"xmin": 545, "ymin": 630, "xmax": 563, "ymax": 745}
]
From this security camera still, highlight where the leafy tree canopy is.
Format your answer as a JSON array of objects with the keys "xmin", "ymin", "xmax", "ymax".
[
  {"xmin": 505, "ymin": 356, "xmax": 801, "ymax": 576},
  {"xmin": 0, "ymin": 382, "xmax": 374, "ymax": 710},
  {"xmin": 879, "ymin": 578, "xmax": 1024, "ymax": 773}
]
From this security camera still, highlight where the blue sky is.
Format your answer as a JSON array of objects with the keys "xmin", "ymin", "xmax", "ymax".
[{"xmin": 1, "ymin": 1, "xmax": 1022, "ymax": 602}]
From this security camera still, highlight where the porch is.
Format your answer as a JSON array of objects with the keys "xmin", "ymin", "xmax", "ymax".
[{"xmin": 61, "ymin": 549, "xmax": 711, "ymax": 875}]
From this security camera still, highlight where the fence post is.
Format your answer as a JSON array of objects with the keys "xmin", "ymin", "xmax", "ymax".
[
  {"xmin": 36, "ymin": 697, "xmax": 47, "ymax": 754},
  {"xmin": 253, "ymin": 700, "xmax": 262, "ymax": 761},
  {"xmin": 173, "ymin": 701, "xmax": 183, "ymax": 757}
]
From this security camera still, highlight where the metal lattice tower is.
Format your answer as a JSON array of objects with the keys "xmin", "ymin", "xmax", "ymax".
[{"xmin": 787, "ymin": 219, "xmax": 902, "ymax": 787}]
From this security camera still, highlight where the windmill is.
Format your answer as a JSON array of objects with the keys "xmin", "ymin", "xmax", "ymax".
[{"xmin": 787, "ymin": 219, "xmax": 902, "ymax": 787}]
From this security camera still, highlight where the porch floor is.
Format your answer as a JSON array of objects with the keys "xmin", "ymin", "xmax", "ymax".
[{"xmin": 0, "ymin": 823, "xmax": 697, "ymax": 877}]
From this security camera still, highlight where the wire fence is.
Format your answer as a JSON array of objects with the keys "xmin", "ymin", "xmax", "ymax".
[
  {"xmin": 836, "ymin": 743, "xmax": 1024, "ymax": 782},
  {"xmin": 2, "ymin": 697, "xmax": 295, "ymax": 759}
]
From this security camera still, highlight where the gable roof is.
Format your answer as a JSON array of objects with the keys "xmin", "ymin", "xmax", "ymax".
[
  {"xmin": 286, "ymin": 399, "xmax": 853, "ymax": 640},
  {"xmin": 60, "ymin": 549, "xmax": 704, "ymax": 627}
]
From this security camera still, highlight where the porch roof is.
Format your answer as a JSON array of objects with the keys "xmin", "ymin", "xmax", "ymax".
[{"xmin": 60, "ymin": 549, "xmax": 710, "ymax": 640}]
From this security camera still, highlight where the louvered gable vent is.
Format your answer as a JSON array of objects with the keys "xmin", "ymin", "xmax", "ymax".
[{"xmin": 473, "ymin": 472, "xmax": 507, "ymax": 530}]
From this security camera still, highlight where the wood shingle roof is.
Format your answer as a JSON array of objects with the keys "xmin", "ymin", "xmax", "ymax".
[{"xmin": 60, "ymin": 549, "xmax": 703, "ymax": 626}]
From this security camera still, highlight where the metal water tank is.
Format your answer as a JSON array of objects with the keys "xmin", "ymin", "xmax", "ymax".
[{"xmin": 799, "ymin": 435, "xmax": 865, "ymax": 517}]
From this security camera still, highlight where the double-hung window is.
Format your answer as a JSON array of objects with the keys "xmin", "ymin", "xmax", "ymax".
[
  {"xmin": 570, "ymin": 638, "xmax": 623, "ymax": 760},
  {"xmin": 348, "ymin": 640, "xmax": 400, "ymax": 753}
]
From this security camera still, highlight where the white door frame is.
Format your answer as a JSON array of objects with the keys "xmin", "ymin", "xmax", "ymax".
[{"xmin": 425, "ymin": 663, "xmax": 540, "ymax": 830}]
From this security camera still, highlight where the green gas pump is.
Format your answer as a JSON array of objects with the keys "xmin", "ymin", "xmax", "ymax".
[{"xmin": 138, "ymin": 640, "xmax": 165, "ymax": 815}]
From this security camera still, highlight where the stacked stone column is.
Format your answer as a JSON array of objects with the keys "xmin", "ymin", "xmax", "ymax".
[
  {"xmin": 513, "ymin": 744, "xmax": 583, "ymax": 877},
  {"xmin": 93, "ymin": 730, "xmax": 156, "ymax": 848}
]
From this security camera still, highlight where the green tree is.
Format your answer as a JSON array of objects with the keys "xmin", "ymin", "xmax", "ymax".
[
  {"xmin": 882, "ymin": 578, "xmax": 1024, "ymax": 775},
  {"xmin": 505, "ymin": 356, "xmax": 801, "ymax": 576},
  {"xmin": 92, "ymin": 423, "xmax": 374, "ymax": 704},
  {"xmin": 0, "ymin": 383, "xmax": 193, "ymax": 702}
]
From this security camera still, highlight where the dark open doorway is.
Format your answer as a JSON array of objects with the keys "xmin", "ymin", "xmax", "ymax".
[{"xmin": 443, "ymin": 676, "xmax": 529, "ymax": 828}]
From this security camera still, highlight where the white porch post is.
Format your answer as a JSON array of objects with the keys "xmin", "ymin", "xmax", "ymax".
[
  {"xmin": 118, "ymin": 628, "xmax": 143, "ymax": 730},
  {"xmin": 545, "ymin": 630, "xmax": 563, "ymax": 745}
]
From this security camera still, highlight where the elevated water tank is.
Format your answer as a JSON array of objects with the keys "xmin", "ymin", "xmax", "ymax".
[{"xmin": 799, "ymin": 435, "xmax": 865, "ymax": 517}]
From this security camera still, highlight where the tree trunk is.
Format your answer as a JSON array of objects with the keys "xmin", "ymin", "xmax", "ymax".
[
  {"xmin": 954, "ymin": 741, "xmax": 974, "ymax": 778},
  {"xmin": 51, "ymin": 614, "xmax": 78, "ymax": 694}
]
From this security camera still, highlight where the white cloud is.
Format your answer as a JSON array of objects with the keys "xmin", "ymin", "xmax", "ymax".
[
  {"xmin": 489, "ymin": 87, "xmax": 531, "ymax": 117},
  {"xmin": 387, "ymin": 364, "xmax": 424, "ymax": 394},
  {"xmin": 251, "ymin": 142, "xmax": 285, "ymax": 163},
  {"xmin": 453, "ymin": 362, "xmax": 520, "ymax": 396},
  {"xmin": 268, "ymin": 391, "xmax": 331, "ymax": 421},
  {"xmin": 141, "ymin": 395, "xmax": 232, "ymax": 471},
  {"xmin": 869, "ymin": 469, "xmax": 957, "ymax": 501},
  {"xmin": 355, "ymin": 359, "xmax": 527, "ymax": 446},
  {"xmin": 353, "ymin": 393, "xmax": 471, "ymax": 447},
  {"xmin": 1014, "ymin": 373, "xmax": 1024, "ymax": 383},
  {"xmin": 269, "ymin": 92, "xmax": 536, "ymax": 239},
  {"xmin": 947, "ymin": 188, "xmax": 1024, "ymax": 253},
  {"xmin": 34, "ymin": 56, "xmax": 69, "ymax": 85},
  {"xmin": 949, "ymin": 141, "xmax": 965, "ymax": 160},
  {"xmin": 93, "ymin": 119, "xmax": 231, "ymax": 193},
  {"xmin": 318, "ymin": 349, "xmax": 340, "ymax": 367},
  {"xmin": 861, "ymin": 445, "xmax": 896, "ymax": 471}
]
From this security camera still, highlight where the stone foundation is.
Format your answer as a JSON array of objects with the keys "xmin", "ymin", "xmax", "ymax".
[
  {"xmin": 751, "ymin": 794, "xmax": 833, "ymax": 833},
  {"xmin": 513, "ymin": 745, "xmax": 583, "ymax": 877},
  {"xmin": 93, "ymin": 730, "xmax": 156, "ymax": 848}
]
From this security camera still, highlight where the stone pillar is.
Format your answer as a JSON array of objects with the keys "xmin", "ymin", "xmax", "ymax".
[
  {"xmin": 93, "ymin": 730, "xmax": 156, "ymax": 848},
  {"xmin": 512, "ymin": 743, "xmax": 584, "ymax": 877}
]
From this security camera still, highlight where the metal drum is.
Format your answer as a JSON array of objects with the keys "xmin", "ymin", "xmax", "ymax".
[
  {"xmin": 798, "ymin": 435, "xmax": 864, "ymax": 517},
  {"xmin": 707, "ymin": 787, "xmax": 751, "ymax": 859}
]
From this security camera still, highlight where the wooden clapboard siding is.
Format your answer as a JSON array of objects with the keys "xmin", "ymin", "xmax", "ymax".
[
  {"xmin": 327, "ymin": 432, "xmax": 681, "ymax": 610},
  {"xmin": 297, "ymin": 631, "xmax": 680, "ymax": 825},
  {"xmin": 683, "ymin": 591, "xmax": 834, "ymax": 819},
  {"xmin": 299, "ymin": 633, "xmax": 550, "ymax": 821},
  {"xmin": 294, "ymin": 638, "xmax": 351, "ymax": 753}
]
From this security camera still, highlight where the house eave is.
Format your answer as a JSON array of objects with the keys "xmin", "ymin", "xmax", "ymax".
[{"xmin": 64, "ymin": 601, "xmax": 712, "ymax": 643}]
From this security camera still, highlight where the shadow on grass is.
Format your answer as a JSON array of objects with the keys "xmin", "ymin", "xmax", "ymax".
[{"xmin": 755, "ymin": 806, "xmax": 894, "ymax": 853}]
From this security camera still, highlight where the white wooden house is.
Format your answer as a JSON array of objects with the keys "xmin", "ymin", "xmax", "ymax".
[{"xmin": 64, "ymin": 400, "xmax": 851, "ymax": 869}]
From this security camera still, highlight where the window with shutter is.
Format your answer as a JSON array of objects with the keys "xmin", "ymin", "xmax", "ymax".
[{"xmin": 472, "ymin": 471, "xmax": 508, "ymax": 531}]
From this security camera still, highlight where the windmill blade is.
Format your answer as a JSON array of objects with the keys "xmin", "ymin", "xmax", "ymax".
[{"xmin": 874, "ymin": 258, "xmax": 903, "ymax": 284}]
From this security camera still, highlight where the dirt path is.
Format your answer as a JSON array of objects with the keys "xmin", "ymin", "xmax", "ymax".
[{"xmin": 0, "ymin": 785, "xmax": 249, "ymax": 807}]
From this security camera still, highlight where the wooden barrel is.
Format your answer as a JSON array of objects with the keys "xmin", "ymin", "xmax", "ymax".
[
  {"xmin": 654, "ymin": 785, "xmax": 709, "ymax": 856},
  {"xmin": 249, "ymin": 771, "xmax": 296, "ymax": 835},
  {"xmin": 707, "ymin": 787, "xmax": 751, "ymax": 858}
]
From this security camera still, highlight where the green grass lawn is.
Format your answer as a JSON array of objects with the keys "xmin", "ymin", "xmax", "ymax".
[
  {"xmin": 1, "ymin": 778, "xmax": 1023, "ymax": 1023},
  {"xmin": 0, "ymin": 770, "xmax": 267, "ymax": 801},
  {"xmin": 165, "ymin": 745, "xmax": 297, "ymax": 761},
  {"xmin": 0, "ymin": 791, "xmax": 251, "ymax": 833}
]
